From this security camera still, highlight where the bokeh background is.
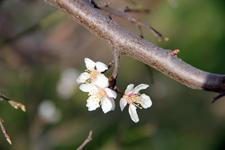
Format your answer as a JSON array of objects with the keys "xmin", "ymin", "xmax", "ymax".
[{"xmin": 0, "ymin": 0, "xmax": 225, "ymax": 149}]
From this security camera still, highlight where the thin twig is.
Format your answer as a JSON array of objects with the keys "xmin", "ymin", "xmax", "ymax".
[
  {"xmin": 0, "ymin": 93, "xmax": 26, "ymax": 112},
  {"xmin": 0, "ymin": 93, "xmax": 26, "ymax": 145},
  {"xmin": 109, "ymin": 48, "xmax": 120, "ymax": 89},
  {"xmin": 106, "ymin": 7, "xmax": 167, "ymax": 41},
  {"xmin": 123, "ymin": 0, "xmax": 137, "ymax": 5},
  {"xmin": 138, "ymin": 25, "xmax": 144, "ymax": 38},
  {"xmin": 124, "ymin": 6, "xmax": 150, "ymax": 14},
  {"xmin": 0, "ymin": 24, "xmax": 40, "ymax": 48},
  {"xmin": 76, "ymin": 130, "xmax": 93, "ymax": 150},
  {"xmin": 93, "ymin": 1, "xmax": 167, "ymax": 41},
  {"xmin": 0, "ymin": 11, "xmax": 61, "ymax": 48},
  {"xmin": 212, "ymin": 92, "xmax": 225, "ymax": 103},
  {"xmin": 112, "ymin": 48, "xmax": 120, "ymax": 79},
  {"xmin": 0, "ymin": 118, "xmax": 12, "ymax": 145},
  {"xmin": 0, "ymin": 93, "xmax": 10, "ymax": 101}
]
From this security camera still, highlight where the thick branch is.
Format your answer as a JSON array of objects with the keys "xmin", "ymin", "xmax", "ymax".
[{"xmin": 45, "ymin": 0, "xmax": 225, "ymax": 93}]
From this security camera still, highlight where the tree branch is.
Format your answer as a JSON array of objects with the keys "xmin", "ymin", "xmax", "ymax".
[
  {"xmin": 45, "ymin": 0, "xmax": 225, "ymax": 95},
  {"xmin": 0, "ymin": 118, "xmax": 12, "ymax": 145},
  {"xmin": 76, "ymin": 130, "xmax": 93, "ymax": 150},
  {"xmin": 97, "ymin": 4, "xmax": 167, "ymax": 41},
  {"xmin": 112, "ymin": 48, "xmax": 120, "ymax": 79}
]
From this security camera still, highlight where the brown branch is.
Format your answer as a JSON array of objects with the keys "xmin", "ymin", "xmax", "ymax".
[
  {"xmin": 124, "ymin": 6, "xmax": 150, "ymax": 14},
  {"xmin": 0, "ymin": 94, "xmax": 26, "ymax": 145},
  {"xmin": 45, "ymin": 0, "xmax": 225, "ymax": 96},
  {"xmin": 212, "ymin": 92, "xmax": 225, "ymax": 103},
  {"xmin": 0, "ymin": 118, "xmax": 12, "ymax": 145},
  {"xmin": 112, "ymin": 48, "xmax": 120, "ymax": 79},
  {"xmin": 0, "ymin": 93, "xmax": 26, "ymax": 112},
  {"xmin": 98, "ymin": 4, "xmax": 167, "ymax": 41},
  {"xmin": 76, "ymin": 130, "xmax": 93, "ymax": 150},
  {"xmin": 108, "ymin": 48, "xmax": 120, "ymax": 90}
]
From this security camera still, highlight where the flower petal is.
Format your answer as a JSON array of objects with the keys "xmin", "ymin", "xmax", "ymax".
[
  {"xmin": 94, "ymin": 74, "xmax": 109, "ymax": 88},
  {"xmin": 133, "ymin": 84, "xmax": 149, "ymax": 94},
  {"xmin": 105, "ymin": 88, "xmax": 117, "ymax": 99},
  {"xmin": 125, "ymin": 84, "xmax": 134, "ymax": 94},
  {"xmin": 101, "ymin": 97, "xmax": 115, "ymax": 113},
  {"xmin": 96, "ymin": 62, "xmax": 108, "ymax": 72},
  {"xmin": 128, "ymin": 104, "xmax": 139, "ymax": 123},
  {"xmin": 84, "ymin": 58, "xmax": 96, "ymax": 70},
  {"xmin": 140, "ymin": 94, "xmax": 152, "ymax": 109},
  {"xmin": 79, "ymin": 83, "xmax": 97, "ymax": 93},
  {"xmin": 76, "ymin": 72, "xmax": 90, "ymax": 83},
  {"xmin": 86, "ymin": 95, "xmax": 100, "ymax": 111},
  {"xmin": 120, "ymin": 98, "xmax": 127, "ymax": 111}
]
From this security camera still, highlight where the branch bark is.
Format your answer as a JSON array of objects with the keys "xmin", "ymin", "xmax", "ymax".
[
  {"xmin": 112, "ymin": 48, "xmax": 120, "ymax": 79},
  {"xmin": 45, "ymin": 0, "xmax": 225, "ymax": 94}
]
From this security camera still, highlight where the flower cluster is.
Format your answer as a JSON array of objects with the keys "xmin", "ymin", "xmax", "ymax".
[
  {"xmin": 77, "ymin": 58, "xmax": 152, "ymax": 123},
  {"xmin": 77, "ymin": 58, "xmax": 117, "ymax": 113}
]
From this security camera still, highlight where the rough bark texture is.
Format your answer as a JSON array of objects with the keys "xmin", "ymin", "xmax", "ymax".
[{"xmin": 45, "ymin": 0, "xmax": 225, "ymax": 93}]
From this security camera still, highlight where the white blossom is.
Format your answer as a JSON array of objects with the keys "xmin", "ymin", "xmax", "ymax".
[
  {"xmin": 80, "ymin": 83, "xmax": 117, "ymax": 113},
  {"xmin": 57, "ymin": 68, "xmax": 79, "ymax": 99},
  {"xmin": 120, "ymin": 84, "xmax": 152, "ymax": 123},
  {"xmin": 38, "ymin": 100, "xmax": 61, "ymax": 123},
  {"xmin": 76, "ymin": 58, "xmax": 109, "ymax": 88},
  {"xmin": 76, "ymin": 58, "xmax": 117, "ymax": 113}
]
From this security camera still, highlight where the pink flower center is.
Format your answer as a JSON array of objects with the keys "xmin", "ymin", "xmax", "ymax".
[
  {"xmin": 124, "ymin": 92, "xmax": 139, "ymax": 104},
  {"xmin": 96, "ymin": 88, "xmax": 106, "ymax": 99}
]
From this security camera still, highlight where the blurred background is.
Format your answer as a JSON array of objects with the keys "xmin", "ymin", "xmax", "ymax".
[{"xmin": 0, "ymin": 0, "xmax": 225, "ymax": 149}]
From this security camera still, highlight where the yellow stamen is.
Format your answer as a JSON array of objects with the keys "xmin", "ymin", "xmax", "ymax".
[
  {"xmin": 98, "ymin": 88, "xmax": 106, "ymax": 98},
  {"xmin": 124, "ymin": 93, "xmax": 143, "ymax": 109},
  {"xmin": 91, "ymin": 88, "xmax": 107, "ymax": 102},
  {"xmin": 124, "ymin": 94, "xmax": 138, "ymax": 104},
  {"xmin": 90, "ymin": 70, "xmax": 99, "ymax": 80}
]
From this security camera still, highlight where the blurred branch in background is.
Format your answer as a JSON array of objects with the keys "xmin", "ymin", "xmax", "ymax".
[
  {"xmin": 0, "ymin": 93, "xmax": 26, "ymax": 144},
  {"xmin": 0, "ymin": 93, "xmax": 26, "ymax": 112},
  {"xmin": 0, "ymin": 11, "xmax": 62, "ymax": 48},
  {"xmin": 0, "ymin": 118, "xmax": 12, "ymax": 145},
  {"xmin": 0, "ymin": 1, "xmax": 105, "ymax": 69},
  {"xmin": 76, "ymin": 130, "xmax": 93, "ymax": 150}
]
